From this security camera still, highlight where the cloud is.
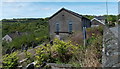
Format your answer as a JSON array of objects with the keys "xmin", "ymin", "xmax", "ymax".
[
  {"xmin": 41, "ymin": 8, "xmax": 51, "ymax": 10},
  {"xmin": 1, "ymin": 2, "xmax": 117, "ymax": 19},
  {"xmin": 3, "ymin": 0, "xmax": 16, "ymax": 2},
  {"xmin": 2, "ymin": 0, "xmax": 117, "ymax": 2}
]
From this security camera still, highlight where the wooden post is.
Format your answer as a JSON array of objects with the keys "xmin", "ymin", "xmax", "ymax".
[{"xmin": 83, "ymin": 27, "xmax": 87, "ymax": 47}]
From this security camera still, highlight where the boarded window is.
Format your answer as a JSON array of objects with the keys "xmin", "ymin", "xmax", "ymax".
[
  {"xmin": 56, "ymin": 23, "xmax": 59, "ymax": 32},
  {"xmin": 69, "ymin": 22, "xmax": 72, "ymax": 32}
]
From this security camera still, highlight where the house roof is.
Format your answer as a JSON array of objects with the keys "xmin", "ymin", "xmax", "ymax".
[
  {"xmin": 2, "ymin": 34, "xmax": 12, "ymax": 40},
  {"xmin": 95, "ymin": 16, "xmax": 105, "ymax": 20},
  {"xmin": 91, "ymin": 18, "xmax": 105, "ymax": 25},
  {"xmin": 4, "ymin": 31, "xmax": 28, "ymax": 39},
  {"xmin": 49, "ymin": 8, "xmax": 89, "ymax": 20},
  {"xmin": 8, "ymin": 32, "xmax": 21, "ymax": 39}
]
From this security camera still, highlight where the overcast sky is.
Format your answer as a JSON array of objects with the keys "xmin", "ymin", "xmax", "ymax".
[{"xmin": 1, "ymin": 2, "xmax": 118, "ymax": 19}]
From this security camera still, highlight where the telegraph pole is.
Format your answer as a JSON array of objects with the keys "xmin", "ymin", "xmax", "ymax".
[
  {"xmin": 83, "ymin": 27, "xmax": 87, "ymax": 47},
  {"xmin": 106, "ymin": 0, "xmax": 109, "ymax": 25}
]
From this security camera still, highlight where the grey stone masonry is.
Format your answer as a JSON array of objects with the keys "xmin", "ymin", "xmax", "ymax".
[{"xmin": 102, "ymin": 26, "xmax": 120, "ymax": 67}]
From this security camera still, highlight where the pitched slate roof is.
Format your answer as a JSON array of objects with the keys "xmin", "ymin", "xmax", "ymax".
[
  {"xmin": 95, "ymin": 16, "xmax": 105, "ymax": 20},
  {"xmin": 91, "ymin": 18, "xmax": 105, "ymax": 25},
  {"xmin": 8, "ymin": 32, "xmax": 22, "ymax": 39},
  {"xmin": 49, "ymin": 8, "xmax": 89, "ymax": 20},
  {"xmin": 4, "ymin": 31, "xmax": 29, "ymax": 39}
]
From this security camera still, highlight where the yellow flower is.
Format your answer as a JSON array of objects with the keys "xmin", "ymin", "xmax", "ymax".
[
  {"xmin": 92, "ymin": 33, "xmax": 95, "ymax": 36},
  {"xmin": 35, "ymin": 38, "xmax": 39, "ymax": 40}
]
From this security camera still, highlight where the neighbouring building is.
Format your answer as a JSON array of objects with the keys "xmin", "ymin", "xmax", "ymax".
[
  {"xmin": 91, "ymin": 17, "xmax": 105, "ymax": 27},
  {"xmin": 95, "ymin": 16, "xmax": 106, "ymax": 23},
  {"xmin": 49, "ymin": 8, "xmax": 91, "ymax": 39},
  {"xmin": 2, "ymin": 34, "xmax": 13, "ymax": 42},
  {"xmin": 2, "ymin": 31, "xmax": 28, "ymax": 42}
]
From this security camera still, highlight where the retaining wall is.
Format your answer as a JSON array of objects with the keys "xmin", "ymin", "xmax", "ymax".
[{"xmin": 102, "ymin": 26, "xmax": 120, "ymax": 67}]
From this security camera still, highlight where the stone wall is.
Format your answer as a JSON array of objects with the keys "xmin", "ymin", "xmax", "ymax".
[
  {"xmin": 102, "ymin": 26, "xmax": 120, "ymax": 67},
  {"xmin": 49, "ymin": 10, "xmax": 82, "ymax": 38}
]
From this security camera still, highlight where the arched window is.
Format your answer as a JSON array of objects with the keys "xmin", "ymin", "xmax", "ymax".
[{"xmin": 68, "ymin": 21, "xmax": 72, "ymax": 32}]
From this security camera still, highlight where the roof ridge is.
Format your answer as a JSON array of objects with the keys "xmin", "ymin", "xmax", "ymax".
[
  {"xmin": 91, "ymin": 18, "xmax": 105, "ymax": 25},
  {"xmin": 49, "ymin": 8, "xmax": 84, "ymax": 19}
]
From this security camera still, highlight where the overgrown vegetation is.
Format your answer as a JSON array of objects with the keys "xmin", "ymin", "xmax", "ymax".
[
  {"xmin": 1, "ymin": 16, "xmax": 106, "ymax": 68},
  {"xmin": 3, "ymin": 52, "xmax": 19, "ymax": 69},
  {"xmin": 2, "ymin": 18, "xmax": 49, "ymax": 54},
  {"xmin": 3, "ymin": 26, "xmax": 102, "ymax": 68},
  {"xmin": 68, "ymin": 26, "xmax": 103, "ymax": 67}
]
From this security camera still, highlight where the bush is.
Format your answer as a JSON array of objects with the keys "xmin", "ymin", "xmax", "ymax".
[
  {"xmin": 51, "ymin": 38, "xmax": 79, "ymax": 63},
  {"xmin": 34, "ymin": 39, "xmax": 79, "ymax": 66},
  {"xmin": 25, "ymin": 51, "xmax": 34, "ymax": 64},
  {"xmin": 35, "ymin": 44, "xmax": 51, "ymax": 67},
  {"xmin": 69, "ymin": 35, "xmax": 103, "ymax": 67},
  {"xmin": 3, "ymin": 52, "xmax": 19, "ymax": 69}
]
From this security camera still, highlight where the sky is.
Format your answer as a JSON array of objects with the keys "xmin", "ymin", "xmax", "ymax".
[
  {"xmin": 2, "ymin": 0, "xmax": 118, "ymax": 2},
  {"xmin": 0, "ymin": 2, "xmax": 118, "ymax": 19}
]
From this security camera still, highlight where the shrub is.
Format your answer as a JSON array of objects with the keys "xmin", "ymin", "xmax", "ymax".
[
  {"xmin": 3, "ymin": 52, "xmax": 19, "ymax": 69},
  {"xmin": 72, "ymin": 35, "xmax": 102, "ymax": 67},
  {"xmin": 25, "ymin": 51, "xmax": 34, "ymax": 64},
  {"xmin": 51, "ymin": 38, "xmax": 79, "ymax": 63},
  {"xmin": 35, "ymin": 44, "xmax": 51, "ymax": 67}
]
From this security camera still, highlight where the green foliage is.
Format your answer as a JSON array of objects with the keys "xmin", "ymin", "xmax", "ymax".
[
  {"xmin": 1, "ymin": 17, "xmax": 105, "ymax": 67},
  {"xmin": 2, "ymin": 18, "xmax": 49, "ymax": 53},
  {"xmin": 87, "ymin": 35, "xmax": 96, "ymax": 45},
  {"xmin": 87, "ymin": 26, "xmax": 103, "ymax": 38},
  {"xmin": 2, "ymin": 18, "xmax": 49, "ymax": 36},
  {"xmin": 25, "ymin": 51, "xmax": 34, "ymax": 64},
  {"xmin": 52, "ymin": 38, "xmax": 79, "ymax": 63},
  {"xmin": 104, "ymin": 15, "xmax": 117, "ymax": 22},
  {"xmin": 3, "ymin": 52, "xmax": 19, "ymax": 69},
  {"xmin": 35, "ymin": 44, "xmax": 51, "ymax": 67},
  {"xmin": 34, "ymin": 39, "xmax": 79, "ymax": 66},
  {"xmin": 68, "ymin": 35, "xmax": 103, "ymax": 67},
  {"xmin": 87, "ymin": 35, "xmax": 103, "ymax": 64},
  {"xmin": 83, "ymin": 15, "xmax": 95, "ymax": 20}
]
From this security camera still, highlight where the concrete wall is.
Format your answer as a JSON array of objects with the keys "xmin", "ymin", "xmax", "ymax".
[{"xmin": 102, "ymin": 26, "xmax": 120, "ymax": 67}]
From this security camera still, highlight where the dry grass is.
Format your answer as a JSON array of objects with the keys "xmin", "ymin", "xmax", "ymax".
[
  {"xmin": 68, "ymin": 26, "xmax": 103, "ymax": 67},
  {"xmin": 70, "ymin": 31, "xmax": 84, "ymax": 45},
  {"xmin": 82, "ymin": 46, "xmax": 102, "ymax": 67}
]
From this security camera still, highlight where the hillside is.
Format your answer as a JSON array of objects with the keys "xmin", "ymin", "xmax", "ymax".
[
  {"xmin": 1, "ymin": 14, "xmax": 117, "ymax": 68},
  {"xmin": 2, "ymin": 25, "xmax": 103, "ymax": 68},
  {"xmin": 2, "ymin": 18, "xmax": 49, "ymax": 54}
]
